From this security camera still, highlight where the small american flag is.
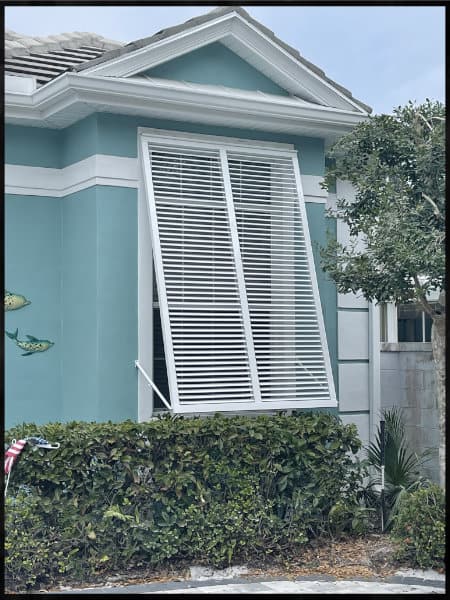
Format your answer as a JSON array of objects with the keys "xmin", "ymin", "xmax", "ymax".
[{"xmin": 4, "ymin": 439, "xmax": 27, "ymax": 475}]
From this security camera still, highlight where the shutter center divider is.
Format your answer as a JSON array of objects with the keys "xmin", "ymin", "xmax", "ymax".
[{"xmin": 220, "ymin": 147, "xmax": 262, "ymax": 405}]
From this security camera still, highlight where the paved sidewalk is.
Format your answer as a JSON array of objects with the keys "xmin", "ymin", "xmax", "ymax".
[{"xmin": 50, "ymin": 572, "xmax": 445, "ymax": 594}]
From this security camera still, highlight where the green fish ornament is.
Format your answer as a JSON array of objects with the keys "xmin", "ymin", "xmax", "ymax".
[
  {"xmin": 5, "ymin": 290, "xmax": 31, "ymax": 311},
  {"xmin": 5, "ymin": 328, "xmax": 54, "ymax": 356}
]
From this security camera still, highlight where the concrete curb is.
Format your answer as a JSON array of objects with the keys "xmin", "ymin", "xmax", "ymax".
[{"xmin": 44, "ymin": 572, "xmax": 446, "ymax": 594}]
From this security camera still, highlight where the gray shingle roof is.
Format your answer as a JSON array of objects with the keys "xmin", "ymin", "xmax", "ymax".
[
  {"xmin": 5, "ymin": 30, "xmax": 123, "ymax": 86},
  {"xmin": 73, "ymin": 6, "xmax": 372, "ymax": 113}
]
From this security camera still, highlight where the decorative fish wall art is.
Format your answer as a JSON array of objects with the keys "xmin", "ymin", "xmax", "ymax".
[
  {"xmin": 5, "ymin": 328, "xmax": 54, "ymax": 356},
  {"xmin": 5, "ymin": 290, "xmax": 31, "ymax": 311}
]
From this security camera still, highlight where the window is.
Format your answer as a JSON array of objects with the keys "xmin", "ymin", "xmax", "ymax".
[
  {"xmin": 380, "ymin": 301, "xmax": 436, "ymax": 343},
  {"xmin": 141, "ymin": 130, "xmax": 336, "ymax": 413},
  {"xmin": 397, "ymin": 303, "xmax": 434, "ymax": 343}
]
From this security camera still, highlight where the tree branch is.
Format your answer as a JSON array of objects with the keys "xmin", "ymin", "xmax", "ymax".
[
  {"xmin": 422, "ymin": 192, "xmax": 443, "ymax": 219},
  {"xmin": 413, "ymin": 275, "xmax": 435, "ymax": 318},
  {"xmin": 416, "ymin": 111, "xmax": 433, "ymax": 131}
]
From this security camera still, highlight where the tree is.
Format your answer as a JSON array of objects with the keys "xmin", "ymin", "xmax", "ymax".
[{"xmin": 320, "ymin": 100, "xmax": 445, "ymax": 489}]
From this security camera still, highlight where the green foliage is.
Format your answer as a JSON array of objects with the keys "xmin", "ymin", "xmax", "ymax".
[
  {"xmin": 320, "ymin": 100, "xmax": 445, "ymax": 309},
  {"xmin": 5, "ymin": 413, "xmax": 364, "ymax": 590},
  {"xmin": 364, "ymin": 408, "xmax": 433, "ymax": 529},
  {"xmin": 4, "ymin": 489, "xmax": 80, "ymax": 589},
  {"xmin": 328, "ymin": 499, "xmax": 375, "ymax": 537},
  {"xmin": 391, "ymin": 484, "xmax": 445, "ymax": 569}
]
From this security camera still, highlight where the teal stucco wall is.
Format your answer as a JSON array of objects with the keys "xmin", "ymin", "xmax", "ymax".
[
  {"xmin": 5, "ymin": 187, "xmax": 138, "ymax": 428},
  {"xmin": 5, "ymin": 40, "xmax": 337, "ymax": 427},
  {"xmin": 144, "ymin": 41, "xmax": 290, "ymax": 96},
  {"xmin": 5, "ymin": 195, "xmax": 62, "ymax": 426}
]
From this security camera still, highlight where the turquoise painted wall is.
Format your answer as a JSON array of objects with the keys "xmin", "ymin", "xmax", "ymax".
[
  {"xmin": 305, "ymin": 205, "xmax": 338, "ymax": 395},
  {"xmin": 5, "ymin": 187, "xmax": 138, "ymax": 428},
  {"xmin": 5, "ymin": 125, "xmax": 62, "ymax": 168},
  {"xmin": 60, "ymin": 114, "xmax": 99, "ymax": 168},
  {"xmin": 61, "ymin": 187, "xmax": 138, "ymax": 423},
  {"xmin": 5, "ymin": 195, "xmax": 62, "ymax": 427},
  {"xmin": 61, "ymin": 188, "xmax": 99, "ymax": 421},
  {"xmin": 144, "ymin": 42, "xmax": 290, "ymax": 96},
  {"xmin": 96, "ymin": 187, "xmax": 138, "ymax": 421}
]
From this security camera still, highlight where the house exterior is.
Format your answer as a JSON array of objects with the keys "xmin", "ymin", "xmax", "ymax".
[{"xmin": 5, "ymin": 6, "xmax": 380, "ymax": 450}]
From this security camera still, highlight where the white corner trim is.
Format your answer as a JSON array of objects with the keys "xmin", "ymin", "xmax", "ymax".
[
  {"xmin": 6, "ymin": 152, "xmax": 323, "ymax": 200},
  {"xmin": 368, "ymin": 301, "xmax": 381, "ymax": 444},
  {"xmin": 5, "ymin": 155, "xmax": 139, "ymax": 197}
]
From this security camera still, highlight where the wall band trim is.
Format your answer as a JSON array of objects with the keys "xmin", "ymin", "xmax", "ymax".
[{"xmin": 5, "ymin": 155, "xmax": 324, "ymax": 199}]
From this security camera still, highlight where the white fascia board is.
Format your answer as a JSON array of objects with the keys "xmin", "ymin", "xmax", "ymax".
[
  {"xmin": 226, "ymin": 18, "xmax": 367, "ymax": 114},
  {"xmin": 82, "ymin": 12, "xmax": 235, "ymax": 77},
  {"xmin": 5, "ymin": 73, "xmax": 368, "ymax": 140},
  {"xmin": 80, "ymin": 11, "xmax": 368, "ymax": 114}
]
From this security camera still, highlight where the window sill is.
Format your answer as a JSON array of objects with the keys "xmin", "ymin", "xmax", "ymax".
[{"xmin": 381, "ymin": 342, "xmax": 432, "ymax": 352}]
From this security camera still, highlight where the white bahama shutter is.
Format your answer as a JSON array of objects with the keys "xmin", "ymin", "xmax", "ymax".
[{"xmin": 141, "ymin": 131, "xmax": 336, "ymax": 413}]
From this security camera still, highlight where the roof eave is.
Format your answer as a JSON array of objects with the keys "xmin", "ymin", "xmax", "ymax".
[{"xmin": 5, "ymin": 72, "xmax": 369, "ymax": 143}]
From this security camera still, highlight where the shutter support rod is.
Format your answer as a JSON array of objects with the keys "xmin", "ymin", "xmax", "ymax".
[{"xmin": 135, "ymin": 360, "xmax": 172, "ymax": 411}]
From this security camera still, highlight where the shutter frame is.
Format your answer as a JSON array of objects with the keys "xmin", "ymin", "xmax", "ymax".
[{"xmin": 140, "ymin": 130, "xmax": 337, "ymax": 413}]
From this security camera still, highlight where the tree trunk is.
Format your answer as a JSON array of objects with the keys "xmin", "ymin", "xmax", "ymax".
[{"xmin": 431, "ymin": 313, "xmax": 446, "ymax": 491}]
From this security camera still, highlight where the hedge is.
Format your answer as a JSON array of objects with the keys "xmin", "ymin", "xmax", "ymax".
[
  {"xmin": 5, "ymin": 412, "xmax": 365, "ymax": 591},
  {"xmin": 391, "ymin": 484, "xmax": 446, "ymax": 569}
]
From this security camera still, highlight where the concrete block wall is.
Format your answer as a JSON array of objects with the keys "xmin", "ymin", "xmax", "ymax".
[{"xmin": 380, "ymin": 343, "xmax": 439, "ymax": 483}]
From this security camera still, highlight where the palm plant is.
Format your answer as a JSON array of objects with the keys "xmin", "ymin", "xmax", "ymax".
[{"xmin": 364, "ymin": 407, "xmax": 434, "ymax": 529}]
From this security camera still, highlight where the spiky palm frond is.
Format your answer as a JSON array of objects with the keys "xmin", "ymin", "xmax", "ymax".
[{"xmin": 365, "ymin": 407, "xmax": 433, "ymax": 528}]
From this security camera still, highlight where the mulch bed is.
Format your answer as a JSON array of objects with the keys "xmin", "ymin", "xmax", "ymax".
[{"xmin": 37, "ymin": 533, "xmax": 428, "ymax": 593}]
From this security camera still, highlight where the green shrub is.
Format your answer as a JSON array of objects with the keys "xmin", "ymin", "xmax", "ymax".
[
  {"xmin": 5, "ymin": 413, "xmax": 364, "ymax": 590},
  {"xmin": 4, "ymin": 489, "xmax": 80, "ymax": 590},
  {"xmin": 391, "ymin": 484, "xmax": 445, "ymax": 569}
]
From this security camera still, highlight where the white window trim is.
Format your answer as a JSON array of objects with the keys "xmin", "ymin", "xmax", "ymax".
[{"xmin": 138, "ymin": 128, "xmax": 337, "ymax": 415}]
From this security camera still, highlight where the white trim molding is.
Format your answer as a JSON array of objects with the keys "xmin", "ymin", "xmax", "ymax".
[
  {"xmin": 5, "ymin": 155, "xmax": 138, "ymax": 197},
  {"xmin": 5, "ymin": 154, "xmax": 325, "ymax": 200},
  {"xmin": 5, "ymin": 72, "xmax": 368, "ymax": 143}
]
